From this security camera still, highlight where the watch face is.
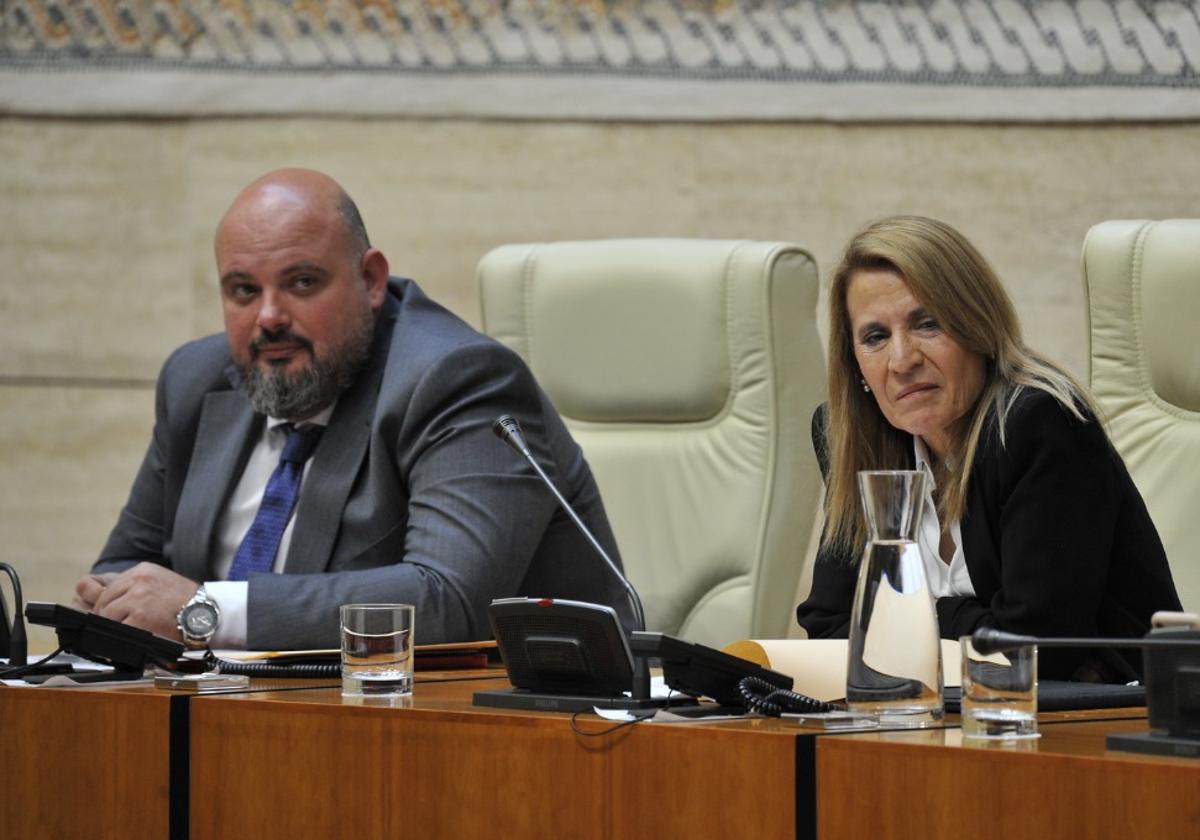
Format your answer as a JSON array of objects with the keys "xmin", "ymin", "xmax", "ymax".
[{"xmin": 183, "ymin": 603, "xmax": 218, "ymax": 637}]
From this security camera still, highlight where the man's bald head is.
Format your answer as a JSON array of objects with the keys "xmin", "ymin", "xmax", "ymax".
[{"xmin": 216, "ymin": 168, "xmax": 370, "ymax": 262}]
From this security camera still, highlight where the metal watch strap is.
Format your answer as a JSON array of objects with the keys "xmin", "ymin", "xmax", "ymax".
[{"xmin": 177, "ymin": 586, "xmax": 220, "ymax": 648}]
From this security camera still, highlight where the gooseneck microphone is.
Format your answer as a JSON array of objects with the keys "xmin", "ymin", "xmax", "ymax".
[
  {"xmin": 971, "ymin": 622, "xmax": 1200, "ymax": 748},
  {"xmin": 492, "ymin": 414, "xmax": 646, "ymax": 633},
  {"xmin": 971, "ymin": 626, "xmax": 1200, "ymax": 656}
]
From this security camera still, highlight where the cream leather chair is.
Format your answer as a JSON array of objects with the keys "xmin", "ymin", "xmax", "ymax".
[
  {"xmin": 1082, "ymin": 220, "xmax": 1200, "ymax": 611},
  {"xmin": 478, "ymin": 239, "xmax": 824, "ymax": 648}
]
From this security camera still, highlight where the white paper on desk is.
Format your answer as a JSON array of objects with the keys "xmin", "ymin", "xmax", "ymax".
[
  {"xmin": 0, "ymin": 653, "xmax": 137, "ymax": 687},
  {"xmin": 2, "ymin": 653, "xmax": 109, "ymax": 671},
  {"xmin": 2, "ymin": 674, "xmax": 155, "ymax": 689},
  {"xmin": 595, "ymin": 708, "xmax": 654, "ymax": 722},
  {"xmin": 647, "ymin": 707, "xmax": 748, "ymax": 724},
  {"xmin": 722, "ymin": 639, "xmax": 961, "ymax": 703},
  {"xmin": 592, "ymin": 677, "xmax": 677, "ymax": 720},
  {"xmin": 594, "ymin": 705, "xmax": 743, "ymax": 724}
]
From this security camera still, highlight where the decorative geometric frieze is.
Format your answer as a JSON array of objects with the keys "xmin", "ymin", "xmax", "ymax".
[{"xmin": 2, "ymin": 1, "xmax": 1198, "ymax": 120}]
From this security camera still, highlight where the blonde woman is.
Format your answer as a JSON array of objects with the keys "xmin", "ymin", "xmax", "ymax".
[{"xmin": 796, "ymin": 216, "xmax": 1180, "ymax": 682}]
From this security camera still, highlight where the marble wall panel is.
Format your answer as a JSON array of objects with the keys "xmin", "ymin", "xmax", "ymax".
[
  {"xmin": 684, "ymin": 122, "xmax": 1200, "ymax": 377},
  {"xmin": 179, "ymin": 119, "xmax": 709, "ymax": 328},
  {"xmin": 0, "ymin": 119, "xmax": 193, "ymax": 382},
  {"xmin": 0, "ymin": 385, "xmax": 155, "ymax": 649},
  {"xmin": 178, "ymin": 119, "xmax": 1200, "ymax": 379}
]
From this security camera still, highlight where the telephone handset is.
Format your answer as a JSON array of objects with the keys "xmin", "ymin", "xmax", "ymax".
[{"xmin": 628, "ymin": 631, "xmax": 835, "ymax": 715}]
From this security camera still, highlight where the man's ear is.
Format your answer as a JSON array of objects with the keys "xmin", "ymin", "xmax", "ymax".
[{"xmin": 361, "ymin": 248, "xmax": 390, "ymax": 310}]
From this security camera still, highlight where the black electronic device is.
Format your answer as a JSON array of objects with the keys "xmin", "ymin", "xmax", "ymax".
[
  {"xmin": 0, "ymin": 575, "xmax": 10, "ymax": 654},
  {"xmin": 1, "ymin": 561, "xmax": 29, "ymax": 674},
  {"xmin": 629, "ymin": 631, "xmax": 797, "ymax": 708},
  {"xmin": 473, "ymin": 597, "xmax": 667, "ymax": 712},
  {"xmin": 476, "ymin": 415, "xmax": 661, "ymax": 712},
  {"xmin": 478, "ymin": 415, "xmax": 807, "ymax": 716},
  {"xmin": 1143, "ymin": 622, "xmax": 1200, "ymax": 735},
  {"xmin": 489, "ymin": 598, "xmax": 633, "ymax": 695},
  {"xmin": 26, "ymin": 602, "xmax": 184, "ymax": 674},
  {"xmin": 972, "ymin": 617, "xmax": 1200, "ymax": 758}
]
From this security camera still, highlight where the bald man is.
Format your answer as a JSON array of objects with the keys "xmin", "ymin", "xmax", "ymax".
[{"xmin": 72, "ymin": 169, "xmax": 631, "ymax": 649}]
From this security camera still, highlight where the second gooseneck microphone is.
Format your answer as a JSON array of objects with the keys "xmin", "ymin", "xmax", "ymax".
[{"xmin": 492, "ymin": 414, "xmax": 646, "ymax": 633}]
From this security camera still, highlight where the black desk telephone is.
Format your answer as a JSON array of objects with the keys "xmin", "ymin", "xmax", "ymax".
[{"xmin": 24, "ymin": 602, "xmax": 185, "ymax": 678}]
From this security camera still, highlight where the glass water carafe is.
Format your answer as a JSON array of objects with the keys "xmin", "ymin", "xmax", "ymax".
[{"xmin": 846, "ymin": 470, "xmax": 944, "ymax": 725}]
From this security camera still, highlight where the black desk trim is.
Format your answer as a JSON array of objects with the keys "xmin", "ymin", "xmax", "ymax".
[
  {"xmin": 795, "ymin": 735, "xmax": 816, "ymax": 840},
  {"xmin": 169, "ymin": 694, "xmax": 190, "ymax": 840}
]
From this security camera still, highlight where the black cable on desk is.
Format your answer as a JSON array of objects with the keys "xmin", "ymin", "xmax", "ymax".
[
  {"xmin": 737, "ymin": 676, "xmax": 836, "ymax": 717},
  {"xmin": 0, "ymin": 646, "xmax": 64, "ymax": 680},
  {"xmin": 203, "ymin": 650, "xmax": 340, "ymax": 678}
]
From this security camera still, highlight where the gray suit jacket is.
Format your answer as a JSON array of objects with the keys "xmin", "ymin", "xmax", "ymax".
[{"xmin": 96, "ymin": 279, "xmax": 631, "ymax": 648}]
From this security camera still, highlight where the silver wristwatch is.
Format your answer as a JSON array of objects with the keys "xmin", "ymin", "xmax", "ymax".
[{"xmin": 177, "ymin": 586, "xmax": 220, "ymax": 649}]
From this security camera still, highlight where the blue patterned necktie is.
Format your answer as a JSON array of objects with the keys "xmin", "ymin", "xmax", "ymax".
[{"xmin": 227, "ymin": 423, "xmax": 324, "ymax": 582}]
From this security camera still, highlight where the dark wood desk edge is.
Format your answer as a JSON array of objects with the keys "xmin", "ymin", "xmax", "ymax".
[
  {"xmin": 796, "ymin": 735, "xmax": 817, "ymax": 840},
  {"xmin": 171, "ymin": 671, "xmax": 508, "ymax": 839},
  {"xmin": 0, "ymin": 679, "xmax": 1156, "ymax": 840},
  {"xmin": 170, "ymin": 695, "xmax": 189, "ymax": 840}
]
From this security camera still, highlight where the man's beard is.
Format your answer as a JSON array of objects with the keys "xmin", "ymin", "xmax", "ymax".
[{"xmin": 238, "ymin": 313, "xmax": 374, "ymax": 421}]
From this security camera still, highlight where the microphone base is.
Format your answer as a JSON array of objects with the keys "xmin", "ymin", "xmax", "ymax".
[
  {"xmin": 1107, "ymin": 730, "xmax": 1200, "ymax": 760},
  {"xmin": 472, "ymin": 687, "xmax": 676, "ymax": 714}
]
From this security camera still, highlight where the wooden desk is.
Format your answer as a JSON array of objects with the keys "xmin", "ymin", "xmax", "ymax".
[
  {"xmin": 816, "ymin": 718, "xmax": 1200, "ymax": 839},
  {"xmin": 0, "ymin": 671, "xmax": 488, "ymax": 840},
  {"xmin": 0, "ymin": 683, "xmax": 176, "ymax": 840},
  {"xmin": 188, "ymin": 678, "xmax": 811, "ymax": 839},
  {"xmin": 4, "ymin": 676, "xmax": 1186, "ymax": 840}
]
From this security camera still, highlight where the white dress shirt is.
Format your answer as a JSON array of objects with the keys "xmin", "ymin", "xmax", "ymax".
[
  {"xmin": 204, "ymin": 404, "xmax": 334, "ymax": 648},
  {"xmin": 912, "ymin": 436, "xmax": 976, "ymax": 600}
]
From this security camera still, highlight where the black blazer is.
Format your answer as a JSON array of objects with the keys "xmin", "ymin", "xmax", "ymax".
[{"xmin": 796, "ymin": 388, "xmax": 1181, "ymax": 680}]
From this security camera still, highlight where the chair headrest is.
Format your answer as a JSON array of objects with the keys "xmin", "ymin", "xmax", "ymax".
[
  {"xmin": 1137, "ymin": 221, "xmax": 1200, "ymax": 411},
  {"xmin": 481, "ymin": 239, "xmax": 786, "ymax": 423},
  {"xmin": 1085, "ymin": 219, "xmax": 1200, "ymax": 412}
]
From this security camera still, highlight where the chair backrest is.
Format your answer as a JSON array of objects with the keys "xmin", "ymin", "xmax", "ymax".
[
  {"xmin": 1082, "ymin": 220, "xmax": 1200, "ymax": 611},
  {"xmin": 478, "ymin": 239, "xmax": 825, "ymax": 648}
]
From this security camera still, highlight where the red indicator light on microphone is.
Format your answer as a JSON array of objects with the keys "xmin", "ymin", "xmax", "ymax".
[{"xmin": 537, "ymin": 598, "xmax": 554, "ymax": 608}]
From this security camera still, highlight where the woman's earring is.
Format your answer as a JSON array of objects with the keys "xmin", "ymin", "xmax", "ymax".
[{"xmin": 860, "ymin": 378, "xmax": 871, "ymax": 393}]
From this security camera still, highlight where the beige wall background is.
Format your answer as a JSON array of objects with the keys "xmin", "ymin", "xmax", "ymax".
[{"xmin": 2, "ymin": 115, "xmax": 1198, "ymax": 647}]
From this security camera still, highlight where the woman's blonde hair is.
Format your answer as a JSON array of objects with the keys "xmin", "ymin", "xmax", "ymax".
[{"xmin": 823, "ymin": 216, "xmax": 1097, "ymax": 552}]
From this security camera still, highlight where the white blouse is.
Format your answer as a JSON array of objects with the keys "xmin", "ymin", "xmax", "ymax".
[{"xmin": 912, "ymin": 436, "xmax": 976, "ymax": 599}]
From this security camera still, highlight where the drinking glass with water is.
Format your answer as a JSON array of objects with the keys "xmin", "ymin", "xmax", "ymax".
[
  {"xmin": 340, "ymin": 603, "xmax": 415, "ymax": 698},
  {"xmin": 960, "ymin": 635, "xmax": 1038, "ymax": 739}
]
